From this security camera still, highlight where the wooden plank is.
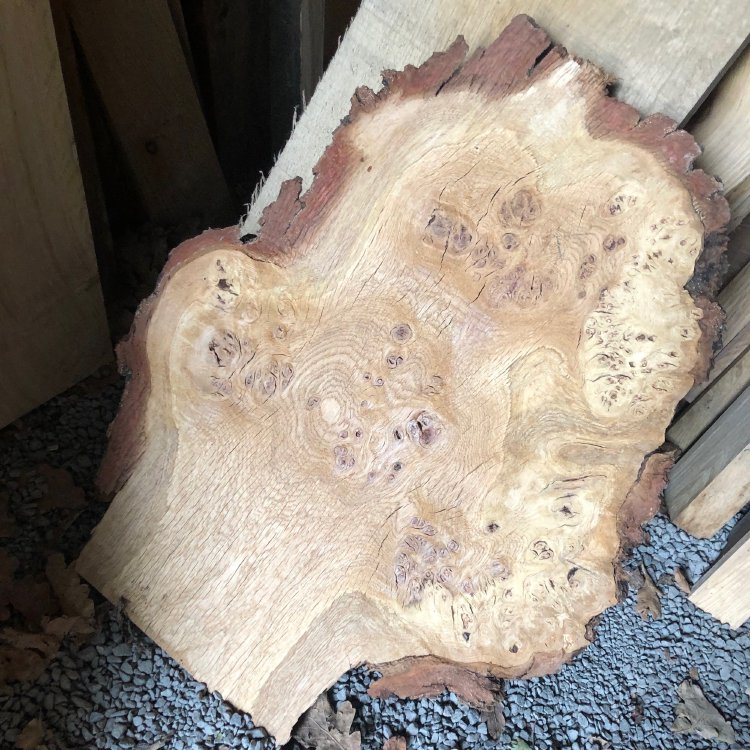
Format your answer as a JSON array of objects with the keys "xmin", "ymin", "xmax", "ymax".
[
  {"xmin": 66, "ymin": 0, "xmax": 234, "ymax": 226},
  {"xmin": 666, "ymin": 385, "xmax": 750, "ymax": 534},
  {"xmin": 241, "ymin": 0, "xmax": 750, "ymax": 233},
  {"xmin": 690, "ymin": 512, "xmax": 750, "ymax": 628},
  {"xmin": 671, "ymin": 447, "xmax": 750, "ymax": 539},
  {"xmin": 692, "ymin": 45, "xmax": 750, "ymax": 232},
  {"xmin": 49, "ymin": 0, "xmax": 116, "ymax": 297},
  {"xmin": 684, "ymin": 262, "xmax": 750, "ymax": 402},
  {"xmin": 0, "ymin": 0, "xmax": 111, "ymax": 428},
  {"xmin": 668, "ymin": 347, "xmax": 750, "ymax": 451}
]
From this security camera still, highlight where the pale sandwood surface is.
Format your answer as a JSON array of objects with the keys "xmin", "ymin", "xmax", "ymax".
[
  {"xmin": 668, "ymin": 348, "xmax": 750, "ymax": 451},
  {"xmin": 666, "ymin": 385, "xmax": 750, "ymax": 526},
  {"xmin": 690, "ymin": 512, "xmax": 750, "ymax": 629},
  {"xmin": 241, "ymin": 0, "xmax": 750, "ymax": 233},
  {"xmin": 80, "ymin": 19, "xmax": 725, "ymax": 741},
  {"xmin": 0, "ymin": 0, "xmax": 110, "ymax": 428},
  {"xmin": 693, "ymin": 46, "xmax": 750, "ymax": 231},
  {"xmin": 65, "ymin": 0, "xmax": 233, "ymax": 226}
]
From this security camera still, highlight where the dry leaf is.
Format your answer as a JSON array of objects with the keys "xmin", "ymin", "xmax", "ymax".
[
  {"xmin": 672, "ymin": 680, "xmax": 735, "ymax": 743},
  {"xmin": 45, "ymin": 554, "xmax": 95, "ymax": 626},
  {"xmin": 294, "ymin": 694, "xmax": 361, "ymax": 750},
  {"xmin": 635, "ymin": 564, "xmax": 661, "ymax": 620},
  {"xmin": 383, "ymin": 738, "xmax": 406, "ymax": 750},
  {"xmin": 481, "ymin": 701, "xmax": 506, "ymax": 740},
  {"xmin": 673, "ymin": 568, "xmax": 691, "ymax": 595},
  {"xmin": 689, "ymin": 666, "xmax": 700, "ymax": 681},
  {"xmin": 16, "ymin": 718, "xmax": 44, "ymax": 750},
  {"xmin": 510, "ymin": 740, "xmax": 531, "ymax": 750},
  {"xmin": 0, "ymin": 626, "xmax": 58, "ymax": 683},
  {"xmin": 35, "ymin": 465, "xmax": 85, "ymax": 512}
]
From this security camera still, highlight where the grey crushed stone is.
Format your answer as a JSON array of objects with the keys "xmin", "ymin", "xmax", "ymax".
[{"xmin": 0, "ymin": 372, "xmax": 747, "ymax": 749}]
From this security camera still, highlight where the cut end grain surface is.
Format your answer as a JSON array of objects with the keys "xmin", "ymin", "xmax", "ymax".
[{"xmin": 77, "ymin": 16, "xmax": 727, "ymax": 742}]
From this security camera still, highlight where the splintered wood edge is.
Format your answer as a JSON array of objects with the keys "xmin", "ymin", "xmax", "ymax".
[{"xmin": 93, "ymin": 13, "xmax": 729, "ymax": 713}]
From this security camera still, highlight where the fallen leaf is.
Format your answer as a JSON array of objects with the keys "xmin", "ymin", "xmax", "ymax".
[
  {"xmin": 510, "ymin": 739, "xmax": 532, "ymax": 750},
  {"xmin": 0, "ymin": 627, "xmax": 56, "ymax": 683},
  {"xmin": 35, "ymin": 465, "xmax": 85, "ymax": 512},
  {"xmin": 588, "ymin": 737, "xmax": 611, "ymax": 749},
  {"xmin": 383, "ymin": 738, "xmax": 406, "ymax": 750},
  {"xmin": 45, "ymin": 554, "xmax": 95, "ymax": 626},
  {"xmin": 481, "ymin": 701, "xmax": 506, "ymax": 740},
  {"xmin": 672, "ymin": 680, "xmax": 735, "ymax": 743},
  {"xmin": 635, "ymin": 564, "xmax": 661, "ymax": 620},
  {"xmin": 689, "ymin": 666, "xmax": 700, "ymax": 681},
  {"xmin": 294, "ymin": 694, "xmax": 361, "ymax": 750},
  {"xmin": 16, "ymin": 718, "xmax": 44, "ymax": 749},
  {"xmin": 673, "ymin": 568, "xmax": 691, "ymax": 595}
]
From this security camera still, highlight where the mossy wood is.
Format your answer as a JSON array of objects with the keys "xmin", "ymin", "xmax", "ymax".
[{"xmin": 78, "ymin": 16, "xmax": 728, "ymax": 742}]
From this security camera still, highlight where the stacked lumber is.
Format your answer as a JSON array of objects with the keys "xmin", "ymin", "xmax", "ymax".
[
  {"xmin": 665, "ymin": 48, "xmax": 750, "ymax": 627},
  {"xmin": 690, "ymin": 511, "xmax": 750, "ymax": 629}
]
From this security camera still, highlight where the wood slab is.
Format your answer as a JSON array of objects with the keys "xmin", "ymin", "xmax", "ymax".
[
  {"xmin": 690, "ymin": 512, "xmax": 750, "ymax": 629},
  {"xmin": 0, "ymin": 0, "xmax": 111, "ymax": 428},
  {"xmin": 667, "ymin": 385, "xmax": 750, "ymax": 537},
  {"xmin": 79, "ymin": 17, "xmax": 728, "ymax": 742}
]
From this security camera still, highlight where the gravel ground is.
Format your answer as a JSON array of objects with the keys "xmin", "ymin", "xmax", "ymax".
[{"xmin": 0, "ymin": 369, "xmax": 748, "ymax": 750}]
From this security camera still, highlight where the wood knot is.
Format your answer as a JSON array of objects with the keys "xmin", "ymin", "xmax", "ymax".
[{"xmin": 406, "ymin": 411, "xmax": 441, "ymax": 447}]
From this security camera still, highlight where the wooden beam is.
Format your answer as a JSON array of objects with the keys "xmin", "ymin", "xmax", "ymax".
[
  {"xmin": 690, "ymin": 511, "xmax": 750, "ymax": 629},
  {"xmin": 685, "ymin": 261, "xmax": 750, "ymax": 402},
  {"xmin": 0, "ymin": 0, "xmax": 111, "ymax": 428},
  {"xmin": 666, "ymin": 385, "xmax": 750, "ymax": 537},
  {"xmin": 65, "ymin": 0, "xmax": 234, "ymax": 226},
  {"xmin": 692, "ymin": 45, "xmax": 750, "ymax": 232},
  {"xmin": 667, "ymin": 347, "xmax": 750, "ymax": 452},
  {"xmin": 241, "ymin": 0, "xmax": 750, "ymax": 234}
]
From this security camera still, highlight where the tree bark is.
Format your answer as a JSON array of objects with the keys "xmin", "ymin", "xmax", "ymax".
[{"xmin": 77, "ymin": 15, "xmax": 728, "ymax": 742}]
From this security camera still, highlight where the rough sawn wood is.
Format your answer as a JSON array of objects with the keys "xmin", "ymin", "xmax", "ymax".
[{"xmin": 77, "ymin": 16, "xmax": 728, "ymax": 742}]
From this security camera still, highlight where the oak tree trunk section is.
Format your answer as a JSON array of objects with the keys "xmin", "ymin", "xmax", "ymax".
[{"xmin": 77, "ymin": 16, "xmax": 728, "ymax": 742}]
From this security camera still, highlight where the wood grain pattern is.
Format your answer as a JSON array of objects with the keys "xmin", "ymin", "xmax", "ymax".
[
  {"xmin": 0, "ymin": 0, "xmax": 111, "ymax": 428},
  {"xmin": 666, "ymin": 385, "xmax": 750, "ymax": 532},
  {"xmin": 668, "ymin": 347, "xmax": 750, "ymax": 451},
  {"xmin": 65, "ymin": 0, "xmax": 234, "ymax": 226},
  {"xmin": 690, "ymin": 512, "xmax": 750, "ymax": 629},
  {"xmin": 241, "ymin": 0, "xmax": 750, "ymax": 234},
  {"xmin": 79, "ymin": 18, "xmax": 727, "ymax": 741}
]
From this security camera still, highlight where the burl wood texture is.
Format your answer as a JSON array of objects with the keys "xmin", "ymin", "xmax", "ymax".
[{"xmin": 78, "ymin": 17, "xmax": 727, "ymax": 742}]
